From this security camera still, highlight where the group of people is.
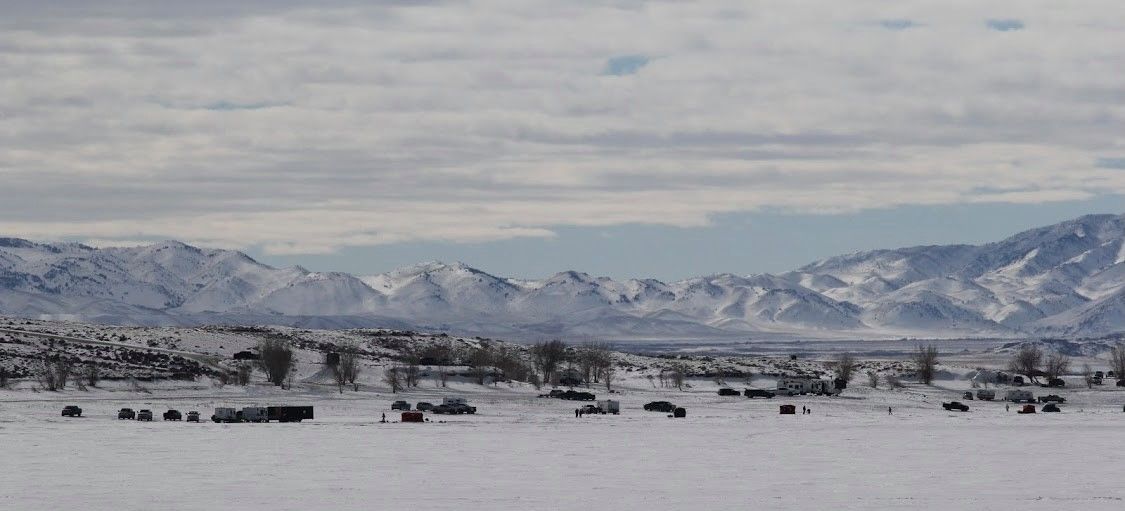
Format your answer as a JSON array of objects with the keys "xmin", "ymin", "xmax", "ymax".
[{"xmin": 801, "ymin": 406, "xmax": 812, "ymax": 415}]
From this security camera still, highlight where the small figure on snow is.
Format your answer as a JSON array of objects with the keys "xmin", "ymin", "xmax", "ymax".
[
  {"xmin": 888, "ymin": 407, "xmax": 892, "ymax": 415},
  {"xmin": 380, "ymin": 413, "xmax": 386, "ymax": 423}
]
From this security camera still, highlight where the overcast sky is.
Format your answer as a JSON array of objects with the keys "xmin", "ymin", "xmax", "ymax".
[{"xmin": 1, "ymin": 1, "xmax": 1123, "ymax": 280}]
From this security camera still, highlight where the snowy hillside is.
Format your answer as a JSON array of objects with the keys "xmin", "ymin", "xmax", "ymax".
[{"xmin": 1, "ymin": 213, "xmax": 1124, "ymax": 339}]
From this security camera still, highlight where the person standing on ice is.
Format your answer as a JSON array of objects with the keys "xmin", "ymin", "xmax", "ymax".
[
  {"xmin": 888, "ymin": 407, "xmax": 892, "ymax": 415},
  {"xmin": 1005, "ymin": 404, "xmax": 1009, "ymax": 412}
]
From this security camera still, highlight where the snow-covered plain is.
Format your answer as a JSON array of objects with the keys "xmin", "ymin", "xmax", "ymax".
[{"xmin": 6, "ymin": 377, "xmax": 1125, "ymax": 510}]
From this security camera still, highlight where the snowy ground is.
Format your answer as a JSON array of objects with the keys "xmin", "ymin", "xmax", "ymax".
[{"xmin": 5, "ymin": 376, "xmax": 1125, "ymax": 510}]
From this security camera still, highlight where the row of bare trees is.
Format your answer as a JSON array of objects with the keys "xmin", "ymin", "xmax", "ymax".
[{"xmin": 1008, "ymin": 345, "xmax": 1071, "ymax": 383}]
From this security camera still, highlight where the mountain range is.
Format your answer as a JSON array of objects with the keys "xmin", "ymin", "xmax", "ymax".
[{"xmin": 2, "ymin": 213, "xmax": 1123, "ymax": 339}]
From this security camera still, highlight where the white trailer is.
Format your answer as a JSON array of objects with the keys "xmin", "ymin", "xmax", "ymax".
[
  {"xmin": 242, "ymin": 407, "xmax": 268, "ymax": 423},
  {"xmin": 976, "ymin": 389, "xmax": 996, "ymax": 401},
  {"xmin": 212, "ymin": 407, "xmax": 238, "ymax": 423},
  {"xmin": 597, "ymin": 400, "xmax": 620, "ymax": 415},
  {"xmin": 776, "ymin": 378, "xmax": 841, "ymax": 396},
  {"xmin": 1005, "ymin": 390, "xmax": 1035, "ymax": 403}
]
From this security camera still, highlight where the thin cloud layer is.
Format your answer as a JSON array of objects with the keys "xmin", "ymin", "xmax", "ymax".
[{"xmin": 1, "ymin": 1, "xmax": 1123, "ymax": 254}]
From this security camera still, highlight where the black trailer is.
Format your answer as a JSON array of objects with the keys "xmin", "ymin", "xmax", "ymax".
[{"xmin": 267, "ymin": 406, "xmax": 314, "ymax": 422}]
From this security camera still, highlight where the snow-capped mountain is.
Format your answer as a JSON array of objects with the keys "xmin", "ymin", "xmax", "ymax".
[{"xmin": 2, "ymin": 213, "xmax": 1124, "ymax": 339}]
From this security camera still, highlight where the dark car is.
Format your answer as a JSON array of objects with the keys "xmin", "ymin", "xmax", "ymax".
[
  {"xmin": 118, "ymin": 408, "xmax": 136, "ymax": 420},
  {"xmin": 450, "ymin": 403, "xmax": 477, "ymax": 414},
  {"xmin": 1092, "ymin": 376, "xmax": 1104, "ymax": 385},
  {"xmin": 1042, "ymin": 403, "xmax": 1061, "ymax": 413},
  {"xmin": 431, "ymin": 404, "xmax": 454, "ymax": 414},
  {"xmin": 415, "ymin": 402, "xmax": 435, "ymax": 412},
  {"xmin": 1117, "ymin": 380, "xmax": 1125, "ymax": 388},
  {"xmin": 1044, "ymin": 378, "xmax": 1065, "ymax": 388},
  {"xmin": 61, "ymin": 405, "xmax": 83, "ymax": 417},
  {"xmin": 137, "ymin": 409, "xmax": 154, "ymax": 421},
  {"xmin": 580, "ymin": 404, "xmax": 600, "ymax": 414},
  {"xmin": 1012, "ymin": 376, "xmax": 1025, "ymax": 386},
  {"xmin": 744, "ymin": 389, "xmax": 775, "ymax": 399},
  {"xmin": 163, "ymin": 409, "xmax": 182, "ymax": 421},
  {"xmin": 644, "ymin": 401, "xmax": 677, "ymax": 412},
  {"xmin": 391, "ymin": 400, "xmax": 411, "ymax": 411},
  {"xmin": 186, "ymin": 411, "xmax": 201, "ymax": 422},
  {"xmin": 717, "ymin": 388, "xmax": 741, "ymax": 396},
  {"xmin": 560, "ymin": 390, "xmax": 596, "ymax": 401},
  {"xmin": 1094, "ymin": 371, "xmax": 1105, "ymax": 379},
  {"xmin": 548, "ymin": 389, "xmax": 566, "ymax": 398},
  {"xmin": 1037, "ymin": 395, "xmax": 1066, "ymax": 404},
  {"xmin": 962, "ymin": 392, "xmax": 974, "ymax": 400},
  {"xmin": 942, "ymin": 402, "xmax": 969, "ymax": 412}
]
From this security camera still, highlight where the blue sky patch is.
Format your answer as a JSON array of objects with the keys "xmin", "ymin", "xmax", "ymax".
[
  {"xmin": 880, "ymin": 19, "xmax": 917, "ymax": 30},
  {"xmin": 986, "ymin": 19, "xmax": 1024, "ymax": 31},
  {"xmin": 1096, "ymin": 157, "xmax": 1125, "ymax": 169},
  {"xmin": 604, "ymin": 55, "xmax": 650, "ymax": 76}
]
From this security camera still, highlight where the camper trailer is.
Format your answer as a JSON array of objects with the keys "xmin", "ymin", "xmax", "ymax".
[
  {"xmin": 242, "ymin": 407, "xmax": 269, "ymax": 423},
  {"xmin": 212, "ymin": 407, "xmax": 239, "ymax": 423},
  {"xmin": 1005, "ymin": 390, "xmax": 1035, "ymax": 403},
  {"xmin": 597, "ymin": 400, "xmax": 620, "ymax": 415},
  {"xmin": 776, "ymin": 378, "xmax": 841, "ymax": 396},
  {"xmin": 976, "ymin": 389, "xmax": 996, "ymax": 401}
]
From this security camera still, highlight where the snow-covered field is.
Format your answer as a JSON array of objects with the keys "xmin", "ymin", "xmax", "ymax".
[{"xmin": 6, "ymin": 377, "xmax": 1125, "ymax": 510}]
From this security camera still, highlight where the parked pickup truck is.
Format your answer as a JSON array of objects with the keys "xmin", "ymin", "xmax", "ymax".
[
  {"xmin": 391, "ymin": 400, "xmax": 411, "ymax": 411},
  {"xmin": 61, "ymin": 405, "xmax": 82, "ymax": 417},
  {"xmin": 942, "ymin": 402, "xmax": 969, "ymax": 412},
  {"xmin": 118, "ymin": 408, "xmax": 136, "ymax": 420},
  {"xmin": 1037, "ymin": 395, "xmax": 1066, "ymax": 404},
  {"xmin": 744, "ymin": 389, "xmax": 775, "ymax": 399},
  {"xmin": 137, "ymin": 409, "xmax": 154, "ymax": 421},
  {"xmin": 186, "ymin": 411, "xmax": 201, "ymax": 422},
  {"xmin": 163, "ymin": 409, "xmax": 182, "ymax": 421},
  {"xmin": 717, "ymin": 388, "xmax": 741, "ymax": 396}
]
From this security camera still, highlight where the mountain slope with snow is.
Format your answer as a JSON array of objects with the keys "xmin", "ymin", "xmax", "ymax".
[{"xmin": 1, "ymin": 213, "xmax": 1123, "ymax": 339}]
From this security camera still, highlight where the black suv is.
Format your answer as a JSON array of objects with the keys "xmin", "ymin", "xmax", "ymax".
[
  {"xmin": 1037, "ymin": 395, "xmax": 1066, "ymax": 404},
  {"xmin": 717, "ymin": 388, "xmax": 741, "ymax": 396},
  {"xmin": 163, "ymin": 409, "xmax": 183, "ymax": 421},
  {"xmin": 744, "ymin": 389, "xmax": 775, "ymax": 399},
  {"xmin": 391, "ymin": 400, "xmax": 411, "ymax": 411},
  {"xmin": 942, "ymin": 402, "xmax": 969, "ymax": 412},
  {"xmin": 560, "ymin": 390, "xmax": 596, "ymax": 401},
  {"xmin": 61, "ymin": 405, "xmax": 83, "ymax": 417},
  {"xmin": 415, "ymin": 402, "xmax": 435, "ymax": 411},
  {"xmin": 118, "ymin": 408, "xmax": 136, "ymax": 420},
  {"xmin": 644, "ymin": 401, "xmax": 676, "ymax": 412},
  {"xmin": 137, "ymin": 409, "xmax": 154, "ymax": 421}
]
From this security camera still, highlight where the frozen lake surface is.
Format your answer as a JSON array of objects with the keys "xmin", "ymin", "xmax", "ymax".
[{"xmin": 6, "ymin": 382, "xmax": 1125, "ymax": 510}]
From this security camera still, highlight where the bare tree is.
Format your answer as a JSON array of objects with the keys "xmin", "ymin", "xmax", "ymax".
[
  {"xmin": 866, "ymin": 370, "xmax": 879, "ymax": 388},
  {"xmin": 1044, "ymin": 352, "xmax": 1070, "ymax": 381},
  {"xmin": 531, "ymin": 340, "xmax": 568, "ymax": 385},
  {"xmin": 36, "ymin": 352, "xmax": 72, "ymax": 391},
  {"xmin": 383, "ymin": 366, "xmax": 403, "ymax": 393},
  {"xmin": 235, "ymin": 362, "xmax": 253, "ymax": 386},
  {"xmin": 645, "ymin": 374, "xmax": 656, "ymax": 388},
  {"xmin": 669, "ymin": 363, "xmax": 687, "ymax": 391},
  {"xmin": 1110, "ymin": 344, "xmax": 1125, "ymax": 380},
  {"xmin": 913, "ymin": 344, "xmax": 939, "ymax": 385},
  {"xmin": 1081, "ymin": 363, "xmax": 1094, "ymax": 389},
  {"xmin": 336, "ymin": 344, "xmax": 362, "ymax": 391},
  {"xmin": 84, "ymin": 364, "xmax": 100, "ymax": 388},
  {"xmin": 602, "ymin": 363, "xmax": 617, "ymax": 391},
  {"xmin": 404, "ymin": 364, "xmax": 421, "ymax": 387},
  {"xmin": 1008, "ymin": 344, "xmax": 1043, "ymax": 383},
  {"xmin": 256, "ymin": 338, "xmax": 295, "ymax": 387},
  {"xmin": 468, "ymin": 347, "xmax": 492, "ymax": 385},
  {"xmin": 832, "ymin": 353, "xmax": 859, "ymax": 382},
  {"xmin": 885, "ymin": 373, "xmax": 904, "ymax": 388}
]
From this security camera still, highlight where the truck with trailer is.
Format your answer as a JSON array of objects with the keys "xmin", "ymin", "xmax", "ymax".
[{"xmin": 242, "ymin": 407, "xmax": 269, "ymax": 423}]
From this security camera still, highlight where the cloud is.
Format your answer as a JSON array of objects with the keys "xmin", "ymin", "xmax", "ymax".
[
  {"xmin": 0, "ymin": 1, "xmax": 1123, "ymax": 254},
  {"xmin": 604, "ymin": 55, "xmax": 650, "ymax": 76},
  {"xmin": 986, "ymin": 19, "xmax": 1025, "ymax": 31}
]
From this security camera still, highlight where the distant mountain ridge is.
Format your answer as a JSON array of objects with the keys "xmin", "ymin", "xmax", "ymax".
[{"xmin": 1, "ymin": 213, "xmax": 1124, "ymax": 339}]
